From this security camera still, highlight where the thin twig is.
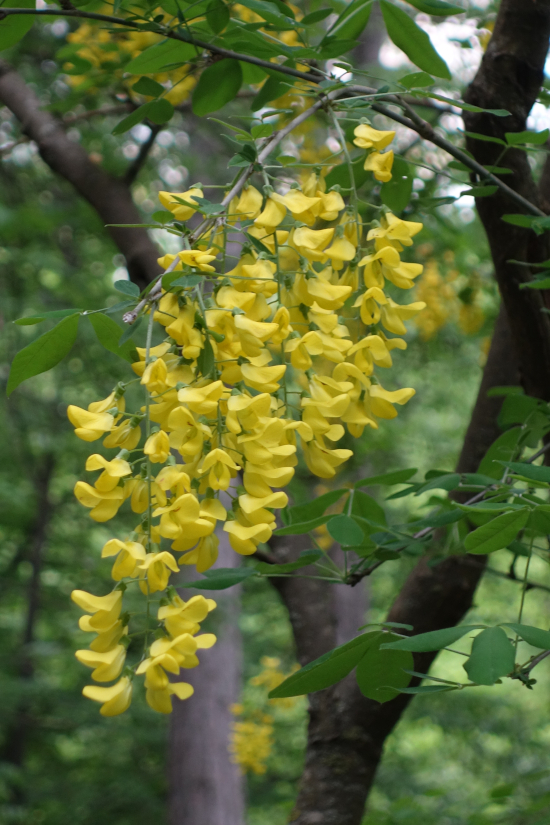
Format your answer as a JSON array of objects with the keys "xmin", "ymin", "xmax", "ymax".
[
  {"xmin": 123, "ymin": 122, "xmax": 161, "ymax": 186},
  {"xmin": 62, "ymin": 104, "xmax": 133, "ymax": 124}
]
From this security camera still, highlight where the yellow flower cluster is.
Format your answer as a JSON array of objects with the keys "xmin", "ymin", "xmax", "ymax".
[
  {"xmin": 414, "ymin": 256, "xmax": 486, "ymax": 340},
  {"xmin": 64, "ymin": 17, "xmax": 196, "ymax": 104},
  {"xmin": 230, "ymin": 656, "xmax": 301, "ymax": 774},
  {"xmin": 67, "ymin": 125, "xmax": 425, "ymax": 716}
]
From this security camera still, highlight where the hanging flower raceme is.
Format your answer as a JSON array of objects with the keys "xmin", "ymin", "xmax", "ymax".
[{"xmin": 68, "ymin": 121, "xmax": 425, "ymax": 717}]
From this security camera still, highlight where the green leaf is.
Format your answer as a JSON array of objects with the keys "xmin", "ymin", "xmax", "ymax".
[
  {"xmin": 505, "ymin": 129, "xmax": 549, "ymax": 146},
  {"xmin": 503, "ymin": 623, "xmax": 550, "ymax": 650},
  {"xmin": 114, "ymin": 280, "xmax": 140, "ymax": 297},
  {"xmin": 254, "ymin": 549, "xmax": 322, "ymax": 574},
  {"xmin": 0, "ymin": 0, "xmax": 35, "ymax": 51},
  {"xmin": 382, "ymin": 625, "xmax": 482, "ymax": 652},
  {"xmin": 88, "ymin": 314, "xmax": 138, "ymax": 364},
  {"xmin": 463, "ymin": 626, "xmax": 515, "ymax": 685},
  {"xmin": 206, "ymin": 0, "xmax": 230, "ymax": 33},
  {"xmin": 273, "ymin": 515, "xmax": 332, "ymax": 535},
  {"xmin": 460, "ymin": 185, "xmax": 498, "ymax": 198},
  {"xmin": 165, "ymin": 274, "xmax": 203, "ymax": 290},
  {"xmin": 7, "ymin": 314, "xmax": 80, "ymax": 396},
  {"xmin": 380, "ymin": 156, "xmax": 413, "ymax": 213},
  {"xmin": 498, "ymin": 394, "xmax": 539, "ymax": 429},
  {"xmin": 301, "ymin": 8, "xmax": 333, "ymax": 25},
  {"xmin": 352, "ymin": 490, "xmax": 386, "ymax": 526},
  {"xmin": 125, "ymin": 39, "xmax": 197, "ymax": 74},
  {"xmin": 323, "ymin": 0, "xmax": 373, "ymax": 42},
  {"xmin": 268, "ymin": 632, "xmax": 381, "ymax": 698},
  {"xmin": 528, "ymin": 505, "xmax": 550, "ymax": 533},
  {"xmin": 286, "ymin": 489, "xmax": 348, "ymax": 524},
  {"xmin": 146, "ymin": 99, "xmax": 175, "ymax": 125},
  {"xmin": 251, "ymin": 123, "xmax": 273, "ymax": 139},
  {"xmin": 356, "ymin": 633, "xmax": 413, "ymax": 703},
  {"xmin": 407, "ymin": 508, "xmax": 464, "ymax": 529},
  {"xmin": 192, "ymin": 59, "xmax": 243, "ymax": 116},
  {"xmin": 520, "ymin": 276, "xmax": 550, "ymax": 290},
  {"xmin": 479, "ymin": 427, "xmax": 522, "ymax": 480},
  {"xmin": 355, "ymin": 468, "xmax": 418, "ymax": 487},
  {"xmin": 498, "ymin": 461, "xmax": 550, "ymax": 484},
  {"xmin": 415, "ymin": 473, "xmax": 461, "ymax": 494},
  {"xmin": 197, "ymin": 336, "xmax": 214, "ymax": 377},
  {"xmin": 464, "ymin": 508, "xmax": 529, "ymax": 555},
  {"xmin": 327, "ymin": 514, "xmax": 365, "ymax": 546},
  {"xmin": 399, "ymin": 71, "xmax": 434, "ymax": 89},
  {"xmin": 14, "ymin": 308, "xmax": 83, "ymax": 326},
  {"xmin": 180, "ymin": 567, "xmax": 258, "ymax": 590},
  {"xmin": 501, "ymin": 214, "xmax": 536, "ymax": 229},
  {"xmin": 404, "ymin": 0, "xmax": 463, "ymax": 15},
  {"xmin": 324, "ymin": 156, "xmax": 369, "ymax": 191},
  {"xmin": 112, "ymin": 103, "xmax": 152, "ymax": 136},
  {"xmin": 133, "ymin": 77, "xmax": 165, "ymax": 97},
  {"xmin": 380, "ymin": 0, "xmax": 450, "ymax": 79}
]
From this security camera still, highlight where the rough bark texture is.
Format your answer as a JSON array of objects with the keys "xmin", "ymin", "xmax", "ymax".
[
  {"xmin": 168, "ymin": 526, "xmax": 245, "ymax": 825},
  {"xmin": 0, "ymin": 61, "xmax": 161, "ymax": 289},
  {"xmin": 464, "ymin": 0, "xmax": 550, "ymax": 401}
]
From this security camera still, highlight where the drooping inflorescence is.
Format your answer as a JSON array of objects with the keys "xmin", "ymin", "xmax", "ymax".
[{"xmin": 67, "ymin": 125, "xmax": 426, "ymax": 716}]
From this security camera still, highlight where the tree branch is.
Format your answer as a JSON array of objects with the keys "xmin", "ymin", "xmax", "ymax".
[
  {"xmin": 0, "ymin": 60, "xmax": 161, "ymax": 288},
  {"xmin": 0, "ymin": 8, "xmax": 545, "ymax": 216},
  {"xmin": 122, "ymin": 122, "xmax": 161, "ymax": 186},
  {"xmin": 463, "ymin": 0, "xmax": 550, "ymax": 401}
]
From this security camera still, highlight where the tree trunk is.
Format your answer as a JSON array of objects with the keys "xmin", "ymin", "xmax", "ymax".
[{"xmin": 168, "ymin": 505, "xmax": 245, "ymax": 825}]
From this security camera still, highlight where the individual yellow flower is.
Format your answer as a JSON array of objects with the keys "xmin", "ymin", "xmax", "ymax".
[
  {"xmin": 67, "ymin": 406, "xmax": 114, "ymax": 442},
  {"xmin": 154, "ymin": 492, "xmax": 215, "ymax": 545},
  {"xmin": 75, "ymin": 644, "xmax": 126, "ymax": 682},
  {"xmin": 159, "ymin": 187, "xmax": 203, "ymax": 221},
  {"xmin": 353, "ymin": 124, "xmax": 395, "ymax": 150},
  {"xmin": 74, "ymin": 481, "xmax": 127, "ymax": 522},
  {"xmin": 292, "ymin": 227, "xmax": 334, "ymax": 262},
  {"xmin": 71, "ymin": 589, "xmax": 122, "ymax": 632},
  {"xmin": 103, "ymin": 420, "xmax": 141, "ymax": 450},
  {"xmin": 85, "ymin": 455, "xmax": 132, "ymax": 492},
  {"xmin": 364, "ymin": 151, "xmax": 394, "ymax": 182},
  {"xmin": 158, "ymin": 593, "xmax": 216, "ymax": 637},
  {"xmin": 277, "ymin": 189, "xmax": 321, "ymax": 225},
  {"xmin": 179, "ymin": 533, "xmax": 219, "ymax": 572},
  {"xmin": 101, "ymin": 538, "xmax": 146, "ymax": 580},
  {"xmin": 367, "ymin": 213, "xmax": 423, "ymax": 247},
  {"xmin": 177, "ymin": 248, "xmax": 217, "ymax": 272},
  {"xmin": 254, "ymin": 197, "xmax": 287, "ymax": 232},
  {"xmin": 144, "ymin": 430, "xmax": 171, "ymax": 463},
  {"xmin": 235, "ymin": 185, "xmax": 263, "ymax": 219},
  {"xmin": 139, "ymin": 551, "xmax": 180, "ymax": 593},
  {"xmin": 83, "ymin": 676, "xmax": 133, "ymax": 717},
  {"xmin": 199, "ymin": 448, "xmax": 239, "ymax": 490}
]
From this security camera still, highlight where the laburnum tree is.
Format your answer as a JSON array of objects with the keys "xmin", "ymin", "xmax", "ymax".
[{"xmin": 3, "ymin": 0, "xmax": 550, "ymax": 822}]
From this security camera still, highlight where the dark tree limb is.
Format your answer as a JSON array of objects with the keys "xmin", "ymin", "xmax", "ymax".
[
  {"xmin": 464, "ymin": 0, "xmax": 550, "ymax": 401},
  {"xmin": 0, "ymin": 61, "xmax": 161, "ymax": 289}
]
